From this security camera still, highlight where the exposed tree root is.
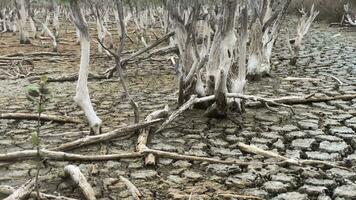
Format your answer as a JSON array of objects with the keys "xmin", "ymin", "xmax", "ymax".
[
  {"xmin": 51, "ymin": 119, "xmax": 163, "ymax": 151},
  {"xmin": 0, "ymin": 113, "xmax": 82, "ymax": 124},
  {"xmin": 0, "ymin": 185, "xmax": 77, "ymax": 200},
  {"xmin": 119, "ymin": 176, "xmax": 142, "ymax": 200},
  {"xmin": 3, "ymin": 179, "xmax": 35, "ymax": 200},
  {"xmin": 64, "ymin": 165, "xmax": 96, "ymax": 200}
]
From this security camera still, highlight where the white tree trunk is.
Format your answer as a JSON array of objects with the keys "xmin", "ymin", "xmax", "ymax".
[
  {"xmin": 70, "ymin": 0, "xmax": 102, "ymax": 134},
  {"xmin": 18, "ymin": 0, "xmax": 30, "ymax": 44}
]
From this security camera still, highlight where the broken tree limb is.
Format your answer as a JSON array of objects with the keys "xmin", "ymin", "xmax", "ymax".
[
  {"xmin": 4, "ymin": 179, "xmax": 35, "ymax": 200},
  {"xmin": 119, "ymin": 176, "xmax": 141, "ymax": 200},
  {"xmin": 0, "ymin": 149, "xmax": 142, "ymax": 162},
  {"xmin": 0, "ymin": 185, "xmax": 77, "ymax": 200},
  {"xmin": 137, "ymin": 105, "xmax": 169, "ymax": 165},
  {"xmin": 0, "ymin": 113, "xmax": 82, "ymax": 124},
  {"xmin": 51, "ymin": 118, "xmax": 163, "ymax": 151},
  {"xmin": 64, "ymin": 165, "xmax": 96, "ymax": 200}
]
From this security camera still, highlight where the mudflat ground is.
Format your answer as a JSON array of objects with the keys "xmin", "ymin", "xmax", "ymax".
[{"xmin": 0, "ymin": 19, "xmax": 356, "ymax": 199}]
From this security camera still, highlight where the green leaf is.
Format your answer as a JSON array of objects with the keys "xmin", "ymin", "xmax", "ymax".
[
  {"xmin": 26, "ymin": 84, "xmax": 40, "ymax": 97},
  {"xmin": 31, "ymin": 131, "xmax": 39, "ymax": 147}
]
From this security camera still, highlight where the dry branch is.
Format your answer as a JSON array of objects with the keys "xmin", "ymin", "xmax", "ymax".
[
  {"xmin": 4, "ymin": 179, "xmax": 35, "ymax": 200},
  {"xmin": 143, "ymin": 148, "xmax": 253, "ymax": 166},
  {"xmin": 52, "ymin": 119, "xmax": 163, "ymax": 151},
  {"xmin": 246, "ymin": 93, "xmax": 356, "ymax": 107},
  {"xmin": 119, "ymin": 176, "xmax": 141, "ymax": 200},
  {"xmin": 0, "ymin": 185, "xmax": 77, "ymax": 200},
  {"xmin": 0, "ymin": 149, "xmax": 142, "ymax": 162},
  {"xmin": 217, "ymin": 193, "xmax": 263, "ymax": 200},
  {"xmin": 64, "ymin": 165, "xmax": 96, "ymax": 200},
  {"xmin": 137, "ymin": 106, "xmax": 169, "ymax": 165},
  {"xmin": 0, "ymin": 113, "xmax": 82, "ymax": 124},
  {"xmin": 235, "ymin": 142, "xmax": 347, "ymax": 169}
]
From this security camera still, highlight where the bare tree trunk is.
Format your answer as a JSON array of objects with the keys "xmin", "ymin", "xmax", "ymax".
[
  {"xmin": 16, "ymin": 0, "xmax": 30, "ymax": 44},
  {"xmin": 69, "ymin": 0, "xmax": 102, "ymax": 134}
]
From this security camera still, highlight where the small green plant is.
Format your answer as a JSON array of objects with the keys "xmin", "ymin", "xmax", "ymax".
[{"xmin": 26, "ymin": 76, "xmax": 50, "ymax": 199}]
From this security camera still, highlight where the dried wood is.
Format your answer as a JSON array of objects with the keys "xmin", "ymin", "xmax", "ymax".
[
  {"xmin": 0, "ymin": 185, "xmax": 77, "ymax": 200},
  {"xmin": 119, "ymin": 176, "xmax": 141, "ymax": 200},
  {"xmin": 144, "ymin": 148, "xmax": 254, "ymax": 166},
  {"xmin": 0, "ymin": 149, "xmax": 142, "ymax": 162},
  {"xmin": 52, "ymin": 118, "xmax": 163, "ymax": 151},
  {"xmin": 0, "ymin": 113, "xmax": 82, "ymax": 124},
  {"xmin": 218, "ymin": 193, "xmax": 263, "ymax": 200},
  {"xmin": 3, "ymin": 179, "xmax": 35, "ymax": 200},
  {"xmin": 246, "ymin": 93, "xmax": 356, "ymax": 107},
  {"xmin": 137, "ymin": 106, "xmax": 169, "ymax": 165},
  {"xmin": 64, "ymin": 165, "xmax": 96, "ymax": 200},
  {"xmin": 235, "ymin": 142, "xmax": 347, "ymax": 169}
]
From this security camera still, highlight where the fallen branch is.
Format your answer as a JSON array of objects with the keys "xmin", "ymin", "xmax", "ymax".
[
  {"xmin": 143, "ymin": 148, "xmax": 254, "ymax": 166},
  {"xmin": 235, "ymin": 142, "xmax": 347, "ymax": 170},
  {"xmin": 227, "ymin": 93, "xmax": 295, "ymax": 114},
  {"xmin": 51, "ymin": 119, "xmax": 163, "ymax": 151},
  {"xmin": 0, "ymin": 185, "xmax": 77, "ymax": 200},
  {"xmin": 246, "ymin": 93, "xmax": 356, "ymax": 107},
  {"xmin": 119, "ymin": 176, "xmax": 141, "ymax": 200},
  {"xmin": 0, "ymin": 113, "xmax": 82, "ymax": 124},
  {"xmin": 28, "ymin": 73, "xmax": 106, "ymax": 82},
  {"xmin": 64, "ymin": 165, "xmax": 96, "ymax": 200},
  {"xmin": 137, "ymin": 106, "xmax": 169, "ymax": 165},
  {"xmin": 4, "ymin": 179, "xmax": 35, "ymax": 200},
  {"xmin": 284, "ymin": 77, "xmax": 322, "ymax": 81},
  {"xmin": 0, "ymin": 149, "xmax": 142, "ymax": 162},
  {"xmin": 217, "ymin": 193, "xmax": 263, "ymax": 200}
]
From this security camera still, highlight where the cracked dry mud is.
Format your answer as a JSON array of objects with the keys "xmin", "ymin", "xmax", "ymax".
[{"xmin": 1, "ymin": 19, "xmax": 356, "ymax": 200}]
